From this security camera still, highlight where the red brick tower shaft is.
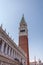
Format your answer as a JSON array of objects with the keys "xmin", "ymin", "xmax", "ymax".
[{"xmin": 19, "ymin": 15, "xmax": 29, "ymax": 65}]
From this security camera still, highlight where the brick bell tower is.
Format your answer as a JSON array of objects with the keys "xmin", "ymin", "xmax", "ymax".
[{"xmin": 19, "ymin": 15, "xmax": 29, "ymax": 65}]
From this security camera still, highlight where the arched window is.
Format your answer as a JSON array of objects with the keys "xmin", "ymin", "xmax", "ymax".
[
  {"xmin": 13, "ymin": 50, "xmax": 14, "ymax": 57},
  {"xmin": 4, "ymin": 43, "xmax": 6, "ymax": 53},
  {"xmin": 20, "ymin": 62, "xmax": 23, "ymax": 65},
  {"xmin": 7, "ymin": 45, "xmax": 9, "ymax": 55}
]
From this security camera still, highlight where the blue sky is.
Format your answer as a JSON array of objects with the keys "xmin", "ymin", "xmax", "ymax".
[{"xmin": 0, "ymin": 0, "xmax": 43, "ymax": 62}]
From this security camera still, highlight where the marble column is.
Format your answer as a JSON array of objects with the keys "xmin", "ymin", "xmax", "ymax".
[
  {"xmin": 14, "ymin": 51, "xmax": 16, "ymax": 59},
  {"xmin": 1, "ymin": 62, "xmax": 3, "ymax": 65},
  {"xmin": 9, "ymin": 46, "xmax": 11, "ymax": 56},
  {"xmin": 11, "ymin": 49, "xmax": 13, "ymax": 57},
  {"xmin": 5, "ymin": 44, "xmax": 8, "ymax": 54},
  {"xmin": 14, "ymin": 51, "xmax": 15, "ymax": 59},
  {"xmin": 1, "ymin": 41, "xmax": 5, "ymax": 53}
]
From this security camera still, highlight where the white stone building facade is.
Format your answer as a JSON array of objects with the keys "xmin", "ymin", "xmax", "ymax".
[{"xmin": 0, "ymin": 26, "xmax": 27, "ymax": 65}]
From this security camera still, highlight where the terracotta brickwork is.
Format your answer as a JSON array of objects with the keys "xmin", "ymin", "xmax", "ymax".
[
  {"xmin": 19, "ymin": 15, "xmax": 29, "ymax": 65},
  {"xmin": 19, "ymin": 35, "xmax": 29, "ymax": 65}
]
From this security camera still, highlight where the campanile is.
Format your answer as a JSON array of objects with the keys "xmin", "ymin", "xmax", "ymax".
[{"xmin": 19, "ymin": 15, "xmax": 29, "ymax": 65}]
